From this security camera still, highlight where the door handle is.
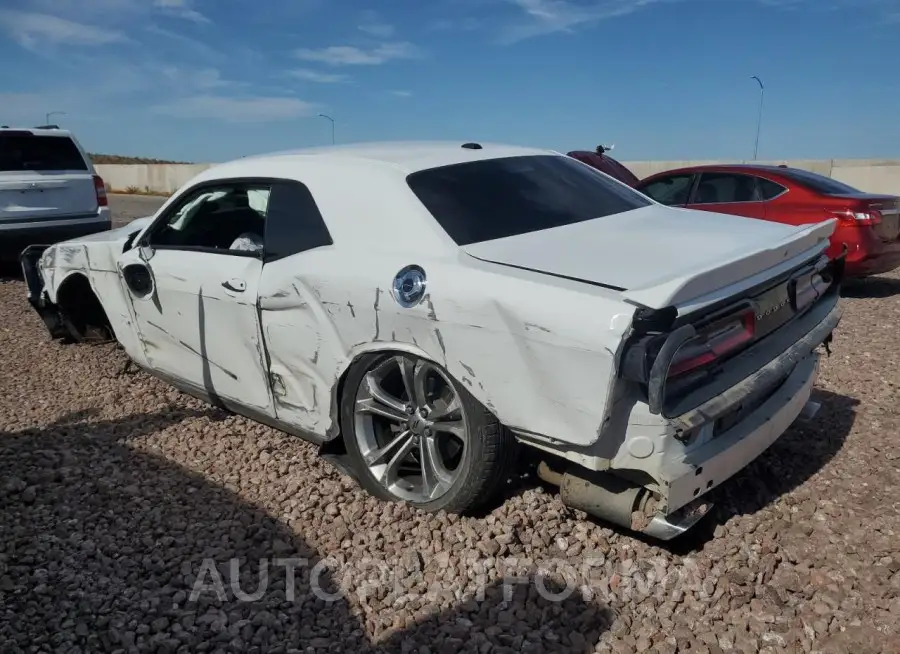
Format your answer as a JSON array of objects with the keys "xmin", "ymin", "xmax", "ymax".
[{"xmin": 222, "ymin": 278, "xmax": 246, "ymax": 293}]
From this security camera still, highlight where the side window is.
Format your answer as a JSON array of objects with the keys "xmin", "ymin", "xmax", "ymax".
[
  {"xmin": 692, "ymin": 173, "xmax": 758, "ymax": 204},
  {"xmin": 263, "ymin": 180, "xmax": 333, "ymax": 262},
  {"xmin": 148, "ymin": 183, "xmax": 270, "ymax": 254},
  {"xmin": 639, "ymin": 174, "xmax": 694, "ymax": 205},
  {"xmin": 758, "ymin": 178, "xmax": 787, "ymax": 200}
]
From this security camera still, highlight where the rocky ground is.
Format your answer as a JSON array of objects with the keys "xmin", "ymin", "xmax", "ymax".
[{"xmin": 1, "ymin": 196, "xmax": 899, "ymax": 653}]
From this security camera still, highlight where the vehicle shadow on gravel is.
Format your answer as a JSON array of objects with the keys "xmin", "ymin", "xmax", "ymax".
[
  {"xmin": 572, "ymin": 388, "xmax": 858, "ymax": 554},
  {"xmin": 0, "ymin": 408, "xmax": 610, "ymax": 652},
  {"xmin": 671, "ymin": 388, "xmax": 858, "ymax": 553},
  {"xmin": 0, "ymin": 261, "xmax": 24, "ymax": 281},
  {"xmin": 841, "ymin": 276, "xmax": 900, "ymax": 299}
]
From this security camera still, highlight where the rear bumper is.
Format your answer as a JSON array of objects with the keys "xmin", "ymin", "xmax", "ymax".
[
  {"xmin": 0, "ymin": 213, "xmax": 111, "ymax": 260},
  {"xmin": 661, "ymin": 352, "xmax": 819, "ymax": 513},
  {"xmin": 844, "ymin": 245, "xmax": 900, "ymax": 277},
  {"xmin": 831, "ymin": 225, "xmax": 900, "ymax": 277}
]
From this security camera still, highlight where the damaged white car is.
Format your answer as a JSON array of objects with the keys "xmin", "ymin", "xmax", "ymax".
[{"xmin": 21, "ymin": 142, "xmax": 844, "ymax": 540}]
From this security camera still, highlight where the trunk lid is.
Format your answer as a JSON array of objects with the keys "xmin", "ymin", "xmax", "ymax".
[
  {"xmin": 462, "ymin": 204, "xmax": 835, "ymax": 310},
  {"xmin": 0, "ymin": 131, "xmax": 98, "ymax": 223}
]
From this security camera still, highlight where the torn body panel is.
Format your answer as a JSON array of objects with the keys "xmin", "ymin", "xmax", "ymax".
[
  {"xmin": 257, "ymin": 248, "xmax": 633, "ymax": 445},
  {"xmin": 119, "ymin": 247, "xmax": 274, "ymax": 413}
]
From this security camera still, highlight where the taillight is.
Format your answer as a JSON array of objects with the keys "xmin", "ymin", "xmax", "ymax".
[
  {"xmin": 93, "ymin": 174, "xmax": 108, "ymax": 207},
  {"xmin": 829, "ymin": 208, "xmax": 881, "ymax": 226},
  {"xmin": 667, "ymin": 308, "xmax": 756, "ymax": 378}
]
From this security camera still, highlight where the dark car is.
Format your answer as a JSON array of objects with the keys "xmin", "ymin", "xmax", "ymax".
[
  {"xmin": 636, "ymin": 163, "xmax": 900, "ymax": 278},
  {"xmin": 567, "ymin": 145, "xmax": 640, "ymax": 188}
]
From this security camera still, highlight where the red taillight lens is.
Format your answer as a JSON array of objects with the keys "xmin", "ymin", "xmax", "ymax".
[
  {"xmin": 93, "ymin": 174, "xmax": 108, "ymax": 207},
  {"xmin": 668, "ymin": 308, "xmax": 756, "ymax": 378},
  {"xmin": 829, "ymin": 208, "xmax": 881, "ymax": 226}
]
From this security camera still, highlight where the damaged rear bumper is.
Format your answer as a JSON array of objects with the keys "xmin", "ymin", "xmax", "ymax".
[
  {"xmin": 534, "ymin": 295, "xmax": 842, "ymax": 540},
  {"xmin": 660, "ymin": 350, "xmax": 820, "ymax": 514}
]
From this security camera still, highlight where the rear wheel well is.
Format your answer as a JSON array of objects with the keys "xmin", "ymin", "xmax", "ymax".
[{"xmin": 56, "ymin": 273, "xmax": 113, "ymax": 342}]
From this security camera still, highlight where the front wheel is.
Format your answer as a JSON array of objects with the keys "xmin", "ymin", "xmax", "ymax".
[{"xmin": 341, "ymin": 352, "xmax": 516, "ymax": 513}]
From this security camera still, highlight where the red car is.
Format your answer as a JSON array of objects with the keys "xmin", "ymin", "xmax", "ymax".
[
  {"xmin": 636, "ymin": 164, "xmax": 900, "ymax": 278},
  {"xmin": 567, "ymin": 145, "xmax": 640, "ymax": 188}
]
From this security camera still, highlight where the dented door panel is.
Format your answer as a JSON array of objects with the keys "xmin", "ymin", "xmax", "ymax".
[{"xmin": 119, "ymin": 248, "xmax": 274, "ymax": 413}]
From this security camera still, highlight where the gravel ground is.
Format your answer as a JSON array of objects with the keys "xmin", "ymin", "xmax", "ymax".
[{"xmin": 1, "ymin": 196, "xmax": 899, "ymax": 653}]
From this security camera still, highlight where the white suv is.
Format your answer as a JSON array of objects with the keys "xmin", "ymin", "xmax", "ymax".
[{"xmin": 0, "ymin": 126, "xmax": 110, "ymax": 261}]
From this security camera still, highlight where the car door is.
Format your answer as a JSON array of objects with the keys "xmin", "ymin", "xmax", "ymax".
[
  {"xmin": 685, "ymin": 172, "xmax": 767, "ymax": 219},
  {"xmin": 117, "ymin": 180, "xmax": 275, "ymax": 414},
  {"xmin": 255, "ymin": 179, "xmax": 338, "ymax": 436},
  {"xmin": 636, "ymin": 173, "xmax": 697, "ymax": 207}
]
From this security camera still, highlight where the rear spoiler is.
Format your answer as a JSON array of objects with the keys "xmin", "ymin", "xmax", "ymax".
[
  {"xmin": 642, "ymin": 247, "xmax": 846, "ymax": 416},
  {"xmin": 621, "ymin": 220, "xmax": 837, "ymax": 310}
]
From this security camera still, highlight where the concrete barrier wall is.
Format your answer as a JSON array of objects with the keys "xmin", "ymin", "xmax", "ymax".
[{"xmin": 96, "ymin": 158, "xmax": 900, "ymax": 196}]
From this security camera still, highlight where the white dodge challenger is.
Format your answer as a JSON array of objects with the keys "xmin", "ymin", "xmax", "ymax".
[{"xmin": 20, "ymin": 142, "xmax": 844, "ymax": 540}]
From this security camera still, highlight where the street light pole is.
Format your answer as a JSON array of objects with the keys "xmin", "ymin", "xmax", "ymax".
[
  {"xmin": 751, "ymin": 76, "xmax": 764, "ymax": 161},
  {"xmin": 318, "ymin": 113, "xmax": 335, "ymax": 145},
  {"xmin": 45, "ymin": 111, "xmax": 66, "ymax": 124}
]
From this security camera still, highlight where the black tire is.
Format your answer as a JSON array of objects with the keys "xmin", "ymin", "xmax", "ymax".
[{"xmin": 340, "ymin": 352, "xmax": 517, "ymax": 514}]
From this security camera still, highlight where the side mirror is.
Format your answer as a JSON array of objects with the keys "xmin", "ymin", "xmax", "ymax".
[{"xmin": 138, "ymin": 243, "xmax": 155, "ymax": 262}]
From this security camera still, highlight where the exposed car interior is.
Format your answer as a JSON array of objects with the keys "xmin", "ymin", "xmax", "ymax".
[{"xmin": 151, "ymin": 187, "xmax": 268, "ymax": 253}]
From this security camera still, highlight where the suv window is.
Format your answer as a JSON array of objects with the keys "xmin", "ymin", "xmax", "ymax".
[
  {"xmin": 149, "ymin": 183, "xmax": 270, "ymax": 254},
  {"xmin": 639, "ymin": 174, "xmax": 694, "ymax": 205},
  {"xmin": 692, "ymin": 173, "xmax": 759, "ymax": 204},
  {"xmin": 777, "ymin": 168, "xmax": 860, "ymax": 195},
  {"xmin": 406, "ymin": 155, "xmax": 651, "ymax": 245},
  {"xmin": 264, "ymin": 180, "xmax": 333, "ymax": 261},
  {"xmin": 0, "ymin": 133, "xmax": 88, "ymax": 172}
]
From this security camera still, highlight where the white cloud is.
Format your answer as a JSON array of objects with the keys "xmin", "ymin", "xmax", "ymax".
[
  {"xmin": 152, "ymin": 0, "xmax": 210, "ymax": 23},
  {"xmin": 0, "ymin": 10, "xmax": 125, "ymax": 49},
  {"xmin": 390, "ymin": 90, "xmax": 413, "ymax": 97},
  {"xmin": 289, "ymin": 68, "xmax": 350, "ymax": 83},
  {"xmin": 154, "ymin": 95, "xmax": 317, "ymax": 122},
  {"xmin": 295, "ymin": 42, "xmax": 421, "ymax": 66},
  {"xmin": 157, "ymin": 65, "xmax": 232, "ymax": 89},
  {"xmin": 358, "ymin": 22, "xmax": 395, "ymax": 37},
  {"xmin": 496, "ymin": 0, "xmax": 900, "ymax": 43},
  {"xmin": 499, "ymin": 0, "xmax": 665, "ymax": 43},
  {"xmin": 357, "ymin": 9, "xmax": 394, "ymax": 37}
]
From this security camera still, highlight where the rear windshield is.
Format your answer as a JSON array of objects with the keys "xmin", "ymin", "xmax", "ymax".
[
  {"xmin": 406, "ymin": 154, "xmax": 651, "ymax": 245},
  {"xmin": 0, "ymin": 133, "xmax": 88, "ymax": 172},
  {"xmin": 568, "ymin": 151, "xmax": 641, "ymax": 187},
  {"xmin": 779, "ymin": 168, "xmax": 860, "ymax": 195}
]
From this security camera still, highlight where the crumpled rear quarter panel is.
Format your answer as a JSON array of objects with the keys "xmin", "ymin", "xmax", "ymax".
[{"xmin": 258, "ymin": 250, "xmax": 634, "ymax": 445}]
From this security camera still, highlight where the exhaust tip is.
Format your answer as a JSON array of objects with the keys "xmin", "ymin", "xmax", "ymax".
[
  {"xmin": 640, "ymin": 499, "xmax": 713, "ymax": 541},
  {"xmin": 797, "ymin": 400, "xmax": 822, "ymax": 422}
]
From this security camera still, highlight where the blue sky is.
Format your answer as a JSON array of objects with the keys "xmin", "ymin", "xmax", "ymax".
[{"xmin": 1, "ymin": 0, "xmax": 898, "ymax": 163}]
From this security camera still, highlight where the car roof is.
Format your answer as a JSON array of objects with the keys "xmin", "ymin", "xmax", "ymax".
[
  {"xmin": 644, "ymin": 163, "xmax": 801, "ymax": 178},
  {"xmin": 234, "ymin": 141, "xmax": 555, "ymax": 175},
  {"xmin": 183, "ymin": 141, "xmax": 563, "ymax": 256},
  {"xmin": 0, "ymin": 126, "xmax": 75, "ymax": 137}
]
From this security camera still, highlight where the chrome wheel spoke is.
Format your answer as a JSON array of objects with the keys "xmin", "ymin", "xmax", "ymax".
[
  {"xmin": 364, "ymin": 429, "xmax": 412, "ymax": 466},
  {"xmin": 412, "ymin": 360, "xmax": 434, "ymax": 410},
  {"xmin": 420, "ymin": 436, "xmax": 454, "ymax": 499},
  {"xmin": 378, "ymin": 431, "xmax": 417, "ymax": 486},
  {"xmin": 431, "ymin": 420, "xmax": 467, "ymax": 442},
  {"xmin": 428, "ymin": 395, "xmax": 460, "ymax": 421},
  {"xmin": 396, "ymin": 356, "xmax": 416, "ymax": 404},
  {"xmin": 356, "ymin": 372, "xmax": 408, "ymax": 423}
]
